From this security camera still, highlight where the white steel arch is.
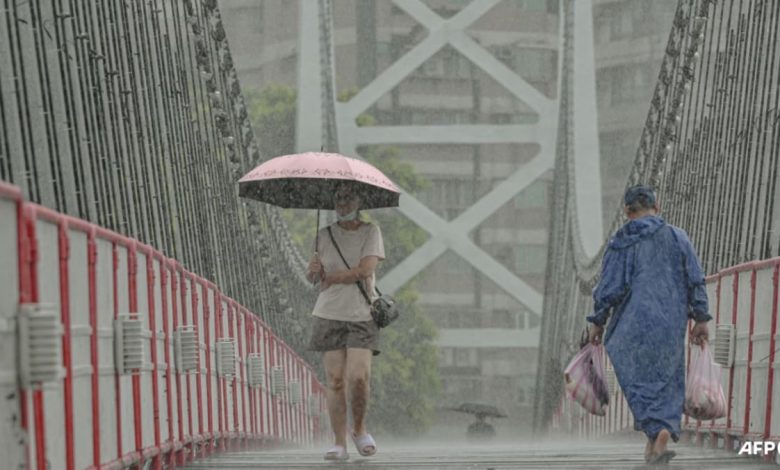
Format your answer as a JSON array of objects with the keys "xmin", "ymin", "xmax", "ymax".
[{"xmin": 297, "ymin": 0, "xmax": 604, "ymax": 321}]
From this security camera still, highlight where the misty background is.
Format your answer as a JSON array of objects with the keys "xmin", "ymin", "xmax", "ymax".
[{"xmin": 218, "ymin": 0, "xmax": 677, "ymax": 440}]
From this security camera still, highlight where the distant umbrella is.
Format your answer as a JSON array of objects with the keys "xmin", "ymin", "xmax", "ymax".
[{"xmin": 449, "ymin": 402, "xmax": 508, "ymax": 418}]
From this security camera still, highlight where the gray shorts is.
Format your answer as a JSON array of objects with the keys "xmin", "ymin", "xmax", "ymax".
[{"xmin": 308, "ymin": 316, "xmax": 380, "ymax": 356}]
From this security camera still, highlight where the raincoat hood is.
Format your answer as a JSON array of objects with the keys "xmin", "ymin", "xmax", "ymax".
[{"xmin": 609, "ymin": 215, "xmax": 666, "ymax": 250}]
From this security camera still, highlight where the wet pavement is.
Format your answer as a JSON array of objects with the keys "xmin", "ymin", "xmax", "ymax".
[{"xmin": 183, "ymin": 435, "xmax": 778, "ymax": 469}]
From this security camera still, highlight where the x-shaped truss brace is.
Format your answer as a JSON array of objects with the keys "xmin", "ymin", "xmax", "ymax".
[{"xmin": 334, "ymin": 0, "xmax": 561, "ymax": 316}]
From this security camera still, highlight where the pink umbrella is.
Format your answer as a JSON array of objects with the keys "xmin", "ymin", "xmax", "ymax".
[
  {"xmin": 238, "ymin": 152, "xmax": 400, "ymax": 210},
  {"xmin": 238, "ymin": 152, "xmax": 402, "ymax": 251}
]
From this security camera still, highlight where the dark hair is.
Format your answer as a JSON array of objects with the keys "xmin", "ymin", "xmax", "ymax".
[
  {"xmin": 334, "ymin": 181, "xmax": 362, "ymax": 199},
  {"xmin": 625, "ymin": 194, "xmax": 655, "ymax": 214}
]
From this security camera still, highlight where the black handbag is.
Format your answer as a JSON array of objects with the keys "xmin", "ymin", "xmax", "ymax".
[{"xmin": 327, "ymin": 227, "xmax": 399, "ymax": 328}]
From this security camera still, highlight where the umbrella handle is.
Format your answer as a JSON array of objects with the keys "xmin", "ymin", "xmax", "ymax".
[{"xmin": 314, "ymin": 209, "xmax": 320, "ymax": 257}]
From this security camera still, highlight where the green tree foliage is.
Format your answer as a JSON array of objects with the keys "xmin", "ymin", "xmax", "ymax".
[
  {"xmin": 369, "ymin": 287, "xmax": 441, "ymax": 435},
  {"xmin": 246, "ymin": 84, "xmax": 318, "ymax": 253},
  {"xmin": 245, "ymin": 84, "xmax": 297, "ymax": 161},
  {"xmin": 245, "ymin": 83, "xmax": 440, "ymax": 436}
]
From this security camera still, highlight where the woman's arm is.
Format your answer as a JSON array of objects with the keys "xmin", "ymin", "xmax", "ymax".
[{"xmin": 323, "ymin": 255, "xmax": 379, "ymax": 288}]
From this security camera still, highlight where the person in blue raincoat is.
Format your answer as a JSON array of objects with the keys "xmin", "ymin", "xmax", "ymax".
[{"xmin": 587, "ymin": 185, "xmax": 710, "ymax": 465}]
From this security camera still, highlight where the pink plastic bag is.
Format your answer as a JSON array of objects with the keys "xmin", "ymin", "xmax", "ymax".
[
  {"xmin": 684, "ymin": 342, "xmax": 727, "ymax": 421},
  {"xmin": 564, "ymin": 343, "xmax": 610, "ymax": 416}
]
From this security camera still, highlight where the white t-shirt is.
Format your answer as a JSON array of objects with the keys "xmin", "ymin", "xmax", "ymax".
[{"xmin": 312, "ymin": 222, "xmax": 385, "ymax": 322}]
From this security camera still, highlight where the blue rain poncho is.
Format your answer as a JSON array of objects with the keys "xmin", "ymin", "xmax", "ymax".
[{"xmin": 587, "ymin": 215, "xmax": 711, "ymax": 441}]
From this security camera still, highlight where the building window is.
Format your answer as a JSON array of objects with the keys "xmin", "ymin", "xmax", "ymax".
[
  {"xmin": 420, "ymin": 178, "xmax": 476, "ymax": 211},
  {"xmin": 600, "ymin": 0, "xmax": 666, "ymax": 42},
  {"xmin": 515, "ymin": 245, "xmax": 547, "ymax": 274},
  {"xmin": 513, "ymin": 49, "xmax": 556, "ymax": 81},
  {"xmin": 609, "ymin": 5, "xmax": 634, "ymax": 39},
  {"xmin": 514, "ymin": 180, "xmax": 548, "ymax": 209},
  {"xmin": 490, "ymin": 376, "xmax": 513, "ymax": 393},
  {"xmin": 442, "ymin": 49, "xmax": 465, "ymax": 77},
  {"xmin": 421, "ymin": 59, "xmax": 443, "ymax": 77},
  {"xmin": 601, "ymin": 64, "xmax": 648, "ymax": 106},
  {"xmin": 437, "ymin": 250, "xmax": 470, "ymax": 274},
  {"xmin": 491, "ymin": 309, "xmax": 515, "ymax": 329},
  {"xmin": 441, "ymin": 308, "xmax": 473, "ymax": 328},
  {"xmin": 439, "ymin": 347, "xmax": 454, "ymax": 367},
  {"xmin": 443, "ymin": 377, "xmax": 481, "ymax": 400},
  {"xmin": 489, "ymin": 113, "xmax": 512, "ymax": 124},
  {"xmin": 515, "ymin": 0, "xmax": 547, "ymax": 11},
  {"xmin": 493, "ymin": 46, "xmax": 514, "ymax": 67},
  {"xmin": 454, "ymin": 348, "xmax": 478, "ymax": 367},
  {"xmin": 376, "ymin": 42, "xmax": 392, "ymax": 62}
]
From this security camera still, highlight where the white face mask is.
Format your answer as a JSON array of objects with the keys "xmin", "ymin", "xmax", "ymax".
[{"xmin": 336, "ymin": 210, "xmax": 358, "ymax": 222}]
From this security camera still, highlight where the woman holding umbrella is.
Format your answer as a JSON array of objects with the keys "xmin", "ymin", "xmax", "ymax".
[
  {"xmin": 306, "ymin": 182, "xmax": 384, "ymax": 461},
  {"xmin": 239, "ymin": 152, "xmax": 400, "ymax": 461}
]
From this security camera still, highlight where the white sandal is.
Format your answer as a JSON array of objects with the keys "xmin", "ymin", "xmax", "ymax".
[
  {"xmin": 351, "ymin": 431, "xmax": 377, "ymax": 457},
  {"xmin": 323, "ymin": 445, "xmax": 349, "ymax": 461}
]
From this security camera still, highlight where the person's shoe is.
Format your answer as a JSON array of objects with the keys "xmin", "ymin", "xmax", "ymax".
[
  {"xmin": 652, "ymin": 430, "xmax": 671, "ymax": 451},
  {"xmin": 351, "ymin": 431, "xmax": 377, "ymax": 457},
  {"xmin": 644, "ymin": 437, "xmax": 656, "ymax": 463},
  {"xmin": 647, "ymin": 450, "xmax": 676, "ymax": 466},
  {"xmin": 648, "ymin": 430, "xmax": 674, "ymax": 466},
  {"xmin": 323, "ymin": 445, "xmax": 349, "ymax": 461}
]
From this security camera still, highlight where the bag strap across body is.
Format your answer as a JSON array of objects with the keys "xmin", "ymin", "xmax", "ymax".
[{"xmin": 326, "ymin": 226, "xmax": 382, "ymax": 306}]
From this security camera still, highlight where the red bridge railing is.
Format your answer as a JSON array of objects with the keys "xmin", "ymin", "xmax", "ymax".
[
  {"xmin": 0, "ymin": 181, "xmax": 327, "ymax": 470},
  {"xmin": 551, "ymin": 252, "xmax": 780, "ymax": 463}
]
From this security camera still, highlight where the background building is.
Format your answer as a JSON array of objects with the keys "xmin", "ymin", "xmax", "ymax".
[
  {"xmin": 220, "ymin": 0, "xmax": 676, "ymax": 438},
  {"xmin": 593, "ymin": 0, "xmax": 677, "ymax": 221}
]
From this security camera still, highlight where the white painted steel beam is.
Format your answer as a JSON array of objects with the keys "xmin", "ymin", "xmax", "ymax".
[
  {"xmin": 379, "ymin": 238, "xmax": 448, "ymax": 293},
  {"xmin": 338, "ymin": 33, "xmax": 449, "ymax": 119},
  {"xmin": 384, "ymin": 194, "xmax": 545, "ymax": 314},
  {"xmin": 450, "ymin": 148, "xmax": 555, "ymax": 232},
  {"xmin": 572, "ymin": 0, "xmax": 604, "ymax": 257},
  {"xmin": 341, "ymin": 0, "xmax": 502, "ymax": 119},
  {"xmin": 352, "ymin": 124, "xmax": 542, "ymax": 145},
  {"xmin": 334, "ymin": 0, "xmax": 558, "ymax": 317},
  {"xmin": 448, "ymin": 32, "xmax": 555, "ymax": 115},
  {"xmin": 380, "ymin": 146, "xmax": 554, "ymax": 310},
  {"xmin": 324, "ymin": 0, "xmax": 605, "ymax": 323},
  {"xmin": 0, "ymin": 197, "xmax": 24, "ymax": 468},
  {"xmin": 296, "ymin": 0, "xmax": 324, "ymax": 152}
]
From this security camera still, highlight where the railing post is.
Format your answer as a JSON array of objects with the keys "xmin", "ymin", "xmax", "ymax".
[
  {"xmin": 56, "ymin": 221, "xmax": 75, "ymax": 470},
  {"xmin": 203, "ymin": 283, "xmax": 214, "ymax": 457},
  {"xmin": 743, "ymin": 269, "xmax": 757, "ymax": 439},
  {"xmin": 127, "ymin": 244, "xmax": 143, "ymax": 463},
  {"xmin": 87, "ymin": 230, "xmax": 101, "ymax": 467},
  {"xmin": 146, "ymin": 251, "xmax": 162, "ymax": 470},
  {"xmin": 725, "ymin": 273, "xmax": 738, "ymax": 451},
  {"xmin": 159, "ymin": 262, "xmax": 175, "ymax": 468},
  {"xmin": 710, "ymin": 275, "xmax": 722, "ymax": 450},
  {"xmin": 171, "ymin": 265, "xmax": 185, "ymax": 466}
]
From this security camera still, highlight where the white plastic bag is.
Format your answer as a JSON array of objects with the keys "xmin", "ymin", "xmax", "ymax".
[
  {"xmin": 684, "ymin": 342, "xmax": 727, "ymax": 421},
  {"xmin": 564, "ymin": 343, "xmax": 610, "ymax": 416}
]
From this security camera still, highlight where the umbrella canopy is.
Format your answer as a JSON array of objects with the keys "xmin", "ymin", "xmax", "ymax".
[
  {"xmin": 238, "ymin": 152, "xmax": 400, "ymax": 210},
  {"xmin": 449, "ymin": 402, "xmax": 508, "ymax": 418}
]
